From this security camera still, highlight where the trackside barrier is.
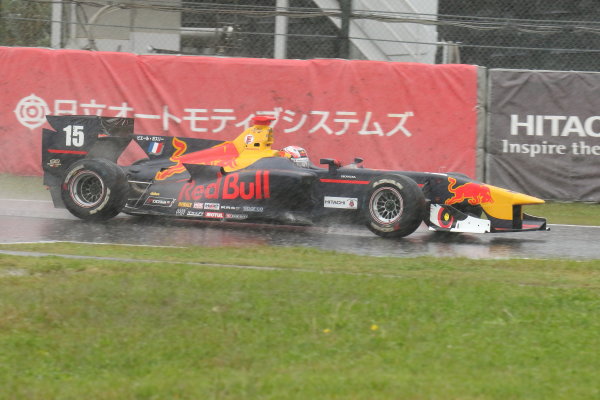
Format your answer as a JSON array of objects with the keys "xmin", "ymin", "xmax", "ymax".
[
  {"xmin": 2, "ymin": 48, "xmax": 598, "ymax": 201},
  {"xmin": 486, "ymin": 69, "xmax": 600, "ymax": 202},
  {"xmin": 0, "ymin": 47, "xmax": 479, "ymax": 177}
]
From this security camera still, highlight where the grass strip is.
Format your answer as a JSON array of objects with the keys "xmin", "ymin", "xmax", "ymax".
[{"xmin": 1, "ymin": 243, "xmax": 599, "ymax": 399}]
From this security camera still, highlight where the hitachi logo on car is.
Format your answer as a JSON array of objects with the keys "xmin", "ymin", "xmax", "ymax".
[{"xmin": 324, "ymin": 196, "xmax": 358, "ymax": 209}]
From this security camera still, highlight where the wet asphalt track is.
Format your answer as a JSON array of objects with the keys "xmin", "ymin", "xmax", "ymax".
[{"xmin": 0, "ymin": 198, "xmax": 599, "ymax": 260}]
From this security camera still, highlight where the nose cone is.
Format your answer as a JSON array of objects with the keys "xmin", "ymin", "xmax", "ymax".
[
  {"xmin": 483, "ymin": 185, "xmax": 545, "ymax": 220},
  {"xmin": 488, "ymin": 185, "xmax": 545, "ymax": 205}
]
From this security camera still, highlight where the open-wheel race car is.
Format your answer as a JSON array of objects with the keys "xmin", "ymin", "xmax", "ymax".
[{"xmin": 42, "ymin": 115, "xmax": 548, "ymax": 238}]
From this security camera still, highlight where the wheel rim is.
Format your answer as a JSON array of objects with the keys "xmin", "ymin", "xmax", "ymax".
[
  {"xmin": 70, "ymin": 170, "xmax": 105, "ymax": 208},
  {"xmin": 370, "ymin": 186, "xmax": 404, "ymax": 224}
]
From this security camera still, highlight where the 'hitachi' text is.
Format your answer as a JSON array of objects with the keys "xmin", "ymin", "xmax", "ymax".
[{"xmin": 510, "ymin": 115, "xmax": 600, "ymax": 137}]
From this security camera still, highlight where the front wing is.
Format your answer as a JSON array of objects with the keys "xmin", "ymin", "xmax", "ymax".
[{"xmin": 428, "ymin": 204, "xmax": 548, "ymax": 233}]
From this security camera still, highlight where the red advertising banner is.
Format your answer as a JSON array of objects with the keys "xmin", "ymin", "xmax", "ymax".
[{"xmin": 0, "ymin": 47, "xmax": 479, "ymax": 176}]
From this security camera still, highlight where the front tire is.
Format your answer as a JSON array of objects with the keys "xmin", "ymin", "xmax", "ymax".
[
  {"xmin": 61, "ymin": 159, "xmax": 128, "ymax": 221},
  {"xmin": 364, "ymin": 174, "xmax": 425, "ymax": 238}
]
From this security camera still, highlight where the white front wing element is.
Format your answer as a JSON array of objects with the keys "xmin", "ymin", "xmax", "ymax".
[{"xmin": 428, "ymin": 204, "xmax": 491, "ymax": 234}]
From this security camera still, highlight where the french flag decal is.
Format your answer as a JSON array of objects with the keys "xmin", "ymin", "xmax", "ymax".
[{"xmin": 148, "ymin": 142, "xmax": 164, "ymax": 155}]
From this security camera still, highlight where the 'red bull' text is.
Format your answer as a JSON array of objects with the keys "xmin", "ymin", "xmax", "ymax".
[{"xmin": 178, "ymin": 170, "xmax": 270, "ymax": 201}]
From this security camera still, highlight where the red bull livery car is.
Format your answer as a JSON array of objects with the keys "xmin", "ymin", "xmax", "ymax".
[{"xmin": 41, "ymin": 115, "xmax": 548, "ymax": 238}]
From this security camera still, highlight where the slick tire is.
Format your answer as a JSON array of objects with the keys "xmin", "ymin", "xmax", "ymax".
[
  {"xmin": 61, "ymin": 159, "xmax": 128, "ymax": 221},
  {"xmin": 364, "ymin": 174, "xmax": 426, "ymax": 238}
]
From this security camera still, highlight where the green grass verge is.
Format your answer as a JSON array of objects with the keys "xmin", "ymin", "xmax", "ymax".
[
  {"xmin": 524, "ymin": 202, "xmax": 600, "ymax": 226},
  {"xmin": 1, "ymin": 243, "xmax": 599, "ymax": 399}
]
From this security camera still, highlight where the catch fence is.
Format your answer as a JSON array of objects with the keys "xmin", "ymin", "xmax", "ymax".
[{"xmin": 1, "ymin": 0, "xmax": 599, "ymax": 71}]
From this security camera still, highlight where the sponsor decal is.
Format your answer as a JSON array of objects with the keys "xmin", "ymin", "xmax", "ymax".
[
  {"xmin": 148, "ymin": 141, "xmax": 164, "ymax": 155},
  {"xmin": 150, "ymin": 192, "xmax": 160, "ymax": 196},
  {"xmin": 242, "ymin": 206, "xmax": 264, "ymax": 212},
  {"xmin": 193, "ymin": 202, "xmax": 204, "ymax": 209},
  {"xmin": 221, "ymin": 205, "xmax": 241, "ymax": 211},
  {"xmin": 144, "ymin": 196, "xmax": 175, "ymax": 207},
  {"xmin": 137, "ymin": 135, "xmax": 165, "ymax": 142},
  {"xmin": 324, "ymin": 196, "xmax": 358, "ymax": 209},
  {"xmin": 186, "ymin": 210, "xmax": 204, "ymax": 217},
  {"xmin": 445, "ymin": 177, "xmax": 494, "ymax": 206},
  {"xmin": 204, "ymin": 203, "xmax": 220, "ymax": 210},
  {"xmin": 47, "ymin": 158, "xmax": 62, "ymax": 168},
  {"xmin": 178, "ymin": 170, "xmax": 270, "ymax": 201},
  {"xmin": 225, "ymin": 213, "xmax": 248, "ymax": 220},
  {"xmin": 175, "ymin": 208, "xmax": 186, "ymax": 216},
  {"xmin": 177, "ymin": 201, "xmax": 193, "ymax": 208},
  {"xmin": 205, "ymin": 212, "xmax": 224, "ymax": 218},
  {"xmin": 340, "ymin": 175, "xmax": 357, "ymax": 179},
  {"xmin": 244, "ymin": 134, "xmax": 254, "ymax": 144}
]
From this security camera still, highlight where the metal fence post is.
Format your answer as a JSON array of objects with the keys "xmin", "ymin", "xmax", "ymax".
[
  {"xmin": 274, "ymin": 0, "xmax": 289, "ymax": 59},
  {"xmin": 337, "ymin": 0, "xmax": 352, "ymax": 59}
]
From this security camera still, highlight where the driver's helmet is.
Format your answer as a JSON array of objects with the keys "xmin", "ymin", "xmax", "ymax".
[{"xmin": 282, "ymin": 145, "xmax": 310, "ymax": 168}]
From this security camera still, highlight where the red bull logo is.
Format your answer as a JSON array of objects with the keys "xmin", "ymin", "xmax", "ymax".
[
  {"xmin": 178, "ymin": 170, "xmax": 270, "ymax": 201},
  {"xmin": 445, "ymin": 177, "xmax": 494, "ymax": 206}
]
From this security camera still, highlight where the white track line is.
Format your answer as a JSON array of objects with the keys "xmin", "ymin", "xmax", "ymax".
[
  {"xmin": 0, "ymin": 199, "xmax": 53, "ymax": 203},
  {"xmin": 0, "ymin": 240, "xmax": 185, "ymax": 248},
  {"xmin": 549, "ymin": 224, "xmax": 600, "ymax": 229},
  {"xmin": 0, "ymin": 249, "xmax": 412, "ymax": 279}
]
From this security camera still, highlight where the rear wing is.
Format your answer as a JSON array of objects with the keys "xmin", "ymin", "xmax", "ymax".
[{"xmin": 42, "ymin": 115, "xmax": 134, "ymax": 186}]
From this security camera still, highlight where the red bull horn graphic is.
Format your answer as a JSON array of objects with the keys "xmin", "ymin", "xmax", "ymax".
[
  {"xmin": 155, "ymin": 138, "xmax": 244, "ymax": 180},
  {"xmin": 155, "ymin": 137, "xmax": 188, "ymax": 180},
  {"xmin": 445, "ymin": 177, "xmax": 494, "ymax": 206}
]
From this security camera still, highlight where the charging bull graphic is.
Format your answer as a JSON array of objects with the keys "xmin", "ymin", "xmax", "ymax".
[{"xmin": 445, "ymin": 177, "xmax": 494, "ymax": 205}]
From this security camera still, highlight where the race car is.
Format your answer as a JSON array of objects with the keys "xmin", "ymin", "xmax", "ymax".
[{"xmin": 41, "ymin": 115, "xmax": 548, "ymax": 238}]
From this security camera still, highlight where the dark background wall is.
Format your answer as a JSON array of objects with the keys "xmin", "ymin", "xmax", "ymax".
[{"xmin": 437, "ymin": 0, "xmax": 600, "ymax": 71}]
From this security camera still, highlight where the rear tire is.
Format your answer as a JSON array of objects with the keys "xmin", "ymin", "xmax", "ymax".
[
  {"xmin": 364, "ymin": 174, "xmax": 425, "ymax": 238},
  {"xmin": 61, "ymin": 159, "xmax": 128, "ymax": 221}
]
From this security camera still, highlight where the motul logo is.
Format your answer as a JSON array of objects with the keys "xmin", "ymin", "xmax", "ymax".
[{"xmin": 178, "ymin": 171, "xmax": 270, "ymax": 201}]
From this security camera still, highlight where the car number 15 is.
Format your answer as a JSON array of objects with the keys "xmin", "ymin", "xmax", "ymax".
[{"xmin": 63, "ymin": 125, "xmax": 85, "ymax": 147}]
